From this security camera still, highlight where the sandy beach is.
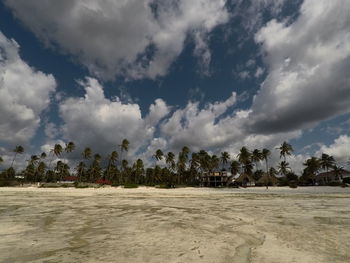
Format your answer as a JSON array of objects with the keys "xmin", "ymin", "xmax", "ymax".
[{"xmin": 0, "ymin": 186, "xmax": 349, "ymax": 263}]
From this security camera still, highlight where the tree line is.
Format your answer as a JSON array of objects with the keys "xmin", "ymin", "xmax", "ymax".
[{"xmin": 0, "ymin": 140, "xmax": 348, "ymax": 187}]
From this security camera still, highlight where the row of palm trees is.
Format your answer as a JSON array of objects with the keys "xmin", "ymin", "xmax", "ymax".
[{"xmin": 0, "ymin": 140, "xmax": 347, "ymax": 186}]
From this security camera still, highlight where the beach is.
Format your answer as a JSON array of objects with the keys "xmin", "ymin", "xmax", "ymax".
[{"xmin": 0, "ymin": 186, "xmax": 349, "ymax": 262}]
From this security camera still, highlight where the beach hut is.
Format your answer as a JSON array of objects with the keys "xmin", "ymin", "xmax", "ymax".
[
  {"xmin": 235, "ymin": 173, "xmax": 255, "ymax": 187},
  {"xmin": 257, "ymin": 173, "xmax": 279, "ymax": 186}
]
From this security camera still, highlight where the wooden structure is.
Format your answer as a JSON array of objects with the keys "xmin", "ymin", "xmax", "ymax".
[{"xmin": 200, "ymin": 171, "xmax": 232, "ymax": 187}]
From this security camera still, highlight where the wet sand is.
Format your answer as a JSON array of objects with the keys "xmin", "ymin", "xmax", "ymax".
[{"xmin": 0, "ymin": 187, "xmax": 349, "ymax": 263}]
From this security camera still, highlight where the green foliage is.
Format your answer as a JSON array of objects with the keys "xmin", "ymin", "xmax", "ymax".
[
  {"xmin": 343, "ymin": 177, "xmax": 350, "ymax": 184},
  {"xmin": 1, "ymin": 139, "xmax": 349, "ymax": 189},
  {"xmin": 74, "ymin": 183, "xmax": 89, "ymax": 188},
  {"xmin": 123, "ymin": 183, "xmax": 139, "ymax": 188},
  {"xmin": 327, "ymin": 182, "xmax": 343, "ymax": 187},
  {"xmin": 40, "ymin": 183, "xmax": 74, "ymax": 188},
  {"xmin": 289, "ymin": 181, "xmax": 298, "ymax": 188}
]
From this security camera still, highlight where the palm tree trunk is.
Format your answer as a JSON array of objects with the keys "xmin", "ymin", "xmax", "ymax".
[
  {"xmin": 11, "ymin": 153, "xmax": 17, "ymax": 168},
  {"xmin": 49, "ymin": 152, "xmax": 55, "ymax": 170},
  {"xmin": 106, "ymin": 161, "xmax": 111, "ymax": 181},
  {"xmin": 265, "ymin": 159, "xmax": 269, "ymax": 189}
]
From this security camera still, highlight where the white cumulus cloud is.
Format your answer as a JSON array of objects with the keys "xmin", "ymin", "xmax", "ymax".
[
  {"xmin": 247, "ymin": 0, "xmax": 350, "ymax": 133},
  {"xmin": 317, "ymin": 135, "xmax": 350, "ymax": 164},
  {"xmin": 0, "ymin": 31, "xmax": 56, "ymax": 145},
  {"xmin": 59, "ymin": 77, "xmax": 170, "ymax": 158}
]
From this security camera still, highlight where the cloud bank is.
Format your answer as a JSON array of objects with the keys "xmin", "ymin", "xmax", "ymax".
[{"xmin": 5, "ymin": 0, "xmax": 229, "ymax": 80}]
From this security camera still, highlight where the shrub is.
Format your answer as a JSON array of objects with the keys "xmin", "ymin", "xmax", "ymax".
[
  {"xmin": 75, "ymin": 183, "xmax": 89, "ymax": 188},
  {"xmin": 343, "ymin": 177, "xmax": 350, "ymax": 184},
  {"xmin": 123, "ymin": 183, "xmax": 139, "ymax": 188},
  {"xmin": 327, "ymin": 182, "xmax": 343, "ymax": 187},
  {"xmin": 289, "ymin": 181, "xmax": 298, "ymax": 188},
  {"xmin": 155, "ymin": 184, "xmax": 173, "ymax": 189},
  {"xmin": 0, "ymin": 179, "xmax": 12, "ymax": 187}
]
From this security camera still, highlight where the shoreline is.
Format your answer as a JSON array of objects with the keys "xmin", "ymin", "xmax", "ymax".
[{"xmin": 1, "ymin": 185, "xmax": 350, "ymax": 195}]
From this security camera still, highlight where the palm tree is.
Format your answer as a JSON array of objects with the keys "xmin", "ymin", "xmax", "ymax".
[
  {"xmin": 22, "ymin": 155, "xmax": 38, "ymax": 182},
  {"xmin": 332, "ymin": 165, "xmax": 345, "ymax": 181},
  {"xmin": 237, "ymin": 147, "xmax": 252, "ymax": 174},
  {"xmin": 122, "ymin": 159, "xmax": 129, "ymax": 171},
  {"xmin": 181, "ymin": 146, "xmax": 190, "ymax": 157},
  {"xmin": 76, "ymin": 162, "xmax": 86, "ymax": 182},
  {"xmin": 303, "ymin": 157, "xmax": 320, "ymax": 174},
  {"xmin": 278, "ymin": 161, "xmax": 291, "ymax": 176},
  {"xmin": 65, "ymin": 141, "xmax": 75, "ymax": 153},
  {"xmin": 90, "ymin": 154, "xmax": 102, "ymax": 181},
  {"xmin": 177, "ymin": 146, "xmax": 190, "ymax": 184},
  {"xmin": 81, "ymin": 147, "xmax": 92, "ymax": 181},
  {"xmin": 320, "ymin": 153, "xmax": 335, "ymax": 173},
  {"xmin": 53, "ymin": 144, "xmax": 63, "ymax": 158},
  {"xmin": 64, "ymin": 141, "xmax": 75, "ymax": 163},
  {"xmin": 166, "ymin": 152, "xmax": 176, "ymax": 172},
  {"xmin": 82, "ymin": 147, "xmax": 92, "ymax": 160},
  {"xmin": 262, "ymin": 148, "xmax": 271, "ymax": 174},
  {"xmin": 120, "ymin": 139, "xmax": 130, "ymax": 152},
  {"xmin": 237, "ymin": 147, "xmax": 250, "ymax": 164},
  {"xmin": 209, "ymin": 155, "xmax": 220, "ymax": 172},
  {"xmin": 220, "ymin": 152, "xmax": 230, "ymax": 170},
  {"xmin": 230, "ymin": 160, "xmax": 240, "ymax": 175},
  {"xmin": 106, "ymin": 151, "xmax": 118, "ymax": 180},
  {"xmin": 49, "ymin": 144, "xmax": 63, "ymax": 170},
  {"xmin": 251, "ymin": 149, "xmax": 263, "ymax": 171},
  {"xmin": 189, "ymin": 152, "xmax": 200, "ymax": 182},
  {"xmin": 11, "ymin": 145, "xmax": 24, "ymax": 168},
  {"xmin": 119, "ymin": 139, "xmax": 130, "ymax": 164},
  {"xmin": 269, "ymin": 167, "xmax": 278, "ymax": 178},
  {"xmin": 133, "ymin": 159, "xmax": 144, "ymax": 183},
  {"xmin": 154, "ymin": 149, "xmax": 164, "ymax": 163},
  {"xmin": 56, "ymin": 161, "xmax": 70, "ymax": 181},
  {"xmin": 37, "ymin": 161, "xmax": 47, "ymax": 181},
  {"xmin": 29, "ymin": 155, "xmax": 39, "ymax": 165},
  {"xmin": 277, "ymin": 141, "xmax": 293, "ymax": 162},
  {"xmin": 40, "ymin": 152, "xmax": 47, "ymax": 159},
  {"xmin": 302, "ymin": 157, "xmax": 320, "ymax": 185}
]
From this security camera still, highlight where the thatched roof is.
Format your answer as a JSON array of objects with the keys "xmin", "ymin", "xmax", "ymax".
[
  {"xmin": 257, "ymin": 174, "xmax": 278, "ymax": 185},
  {"xmin": 235, "ymin": 173, "xmax": 255, "ymax": 183}
]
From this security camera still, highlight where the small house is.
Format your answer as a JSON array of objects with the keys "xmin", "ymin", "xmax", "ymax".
[
  {"xmin": 58, "ymin": 176, "xmax": 78, "ymax": 184},
  {"xmin": 234, "ymin": 173, "xmax": 255, "ymax": 187},
  {"xmin": 316, "ymin": 170, "xmax": 350, "ymax": 185}
]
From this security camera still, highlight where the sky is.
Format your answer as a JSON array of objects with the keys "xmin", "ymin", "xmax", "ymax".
[{"xmin": 0, "ymin": 0, "xmax": 350, "ymax": 172}]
